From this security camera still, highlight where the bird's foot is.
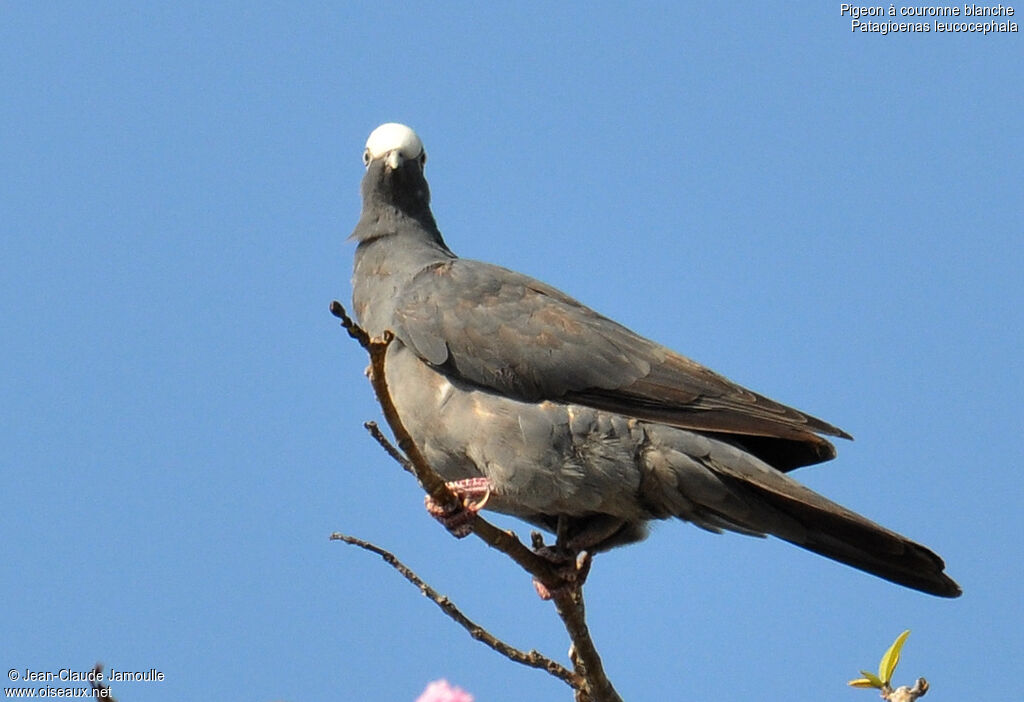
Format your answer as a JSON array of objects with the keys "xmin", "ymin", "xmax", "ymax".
[
  {"xmin": 530, "ymin": 541, "xmax": 592, "ymax": 600},
  {"xmin": 424, "ymin": 477, "xmax": 492, "ymax": 538}
]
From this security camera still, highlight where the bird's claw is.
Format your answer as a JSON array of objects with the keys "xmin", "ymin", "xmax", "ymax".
[
  {"xmin": 531, "ymin": 546, "xmax": 592, "ymax": 600},
  {"xmin": 424, "ymin": 477, "xmax": 492, "ymax": 538}
]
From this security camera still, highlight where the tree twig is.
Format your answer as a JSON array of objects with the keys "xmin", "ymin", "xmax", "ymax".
[
  {"xmin": 363, "ymin": 421, "xmax": 415, "ymax": 475},
  {"xmin": 331, "ymin": 531, "xmax": 579, "ymax": 687},
  {"xmin": 89, "ymin": 663, "xmax": 117, "ymax": 701},
  {"xmin": 883, "ymin": 678, "xmax": 929, "ymax": 702},
  {"xmin": 330, "ymin": 299, "xmax": 622, "ymax": 702}
]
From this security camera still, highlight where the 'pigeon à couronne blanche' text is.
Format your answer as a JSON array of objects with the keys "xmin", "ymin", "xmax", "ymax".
[{"xmin": 840, "ymin": 3, "xmax": 1018, "ymax": 33}]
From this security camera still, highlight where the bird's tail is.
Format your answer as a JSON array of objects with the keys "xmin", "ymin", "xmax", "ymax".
[
  {"xmin": 641, "ymin": 427, "xmax": 962, "ymax": 597},
  {"xmin": 717, "ymin": 473, "xmax": 962, "ymax": 597}
]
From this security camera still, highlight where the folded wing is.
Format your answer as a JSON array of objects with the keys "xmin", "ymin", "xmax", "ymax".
[{"xmin": 393, "ymin": 258, "xmax": 850, "ymax": 470}]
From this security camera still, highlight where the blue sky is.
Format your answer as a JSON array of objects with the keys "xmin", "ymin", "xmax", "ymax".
[{"xmin": 2, "ymin": 4, "xmax": 1021, "ymax": 700}]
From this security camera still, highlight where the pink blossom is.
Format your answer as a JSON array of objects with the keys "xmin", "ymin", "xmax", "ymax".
[{"xmin": 415, "ymin": 679, "xmax": 474, "ymax": 702}]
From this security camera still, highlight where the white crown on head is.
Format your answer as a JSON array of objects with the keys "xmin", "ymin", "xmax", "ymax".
[{"xmin": 365, "ymin": 123, "xmax": 424, "ymax": 162}]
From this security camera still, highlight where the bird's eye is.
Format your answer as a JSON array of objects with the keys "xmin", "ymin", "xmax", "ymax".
[
  {"xmin": 419, "ymin": 151, "xmax": 427, "ymax": 168},
  {"xmin": 362, "ymin": 149, "xmax": 371, "ymax": 166}
]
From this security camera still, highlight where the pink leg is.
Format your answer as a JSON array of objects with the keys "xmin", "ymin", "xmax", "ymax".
[{"xmin": 424, "ymin": 477, "xmax": 492, "ymax": 538}]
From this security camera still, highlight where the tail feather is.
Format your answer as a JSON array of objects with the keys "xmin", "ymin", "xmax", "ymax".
[
  {"xmin": 717, "ymin": 474, "xmax": 962, "ymax": 598},
  {"xmin": 637, "ymin": 425, "xmax": 960, "ymax": 596}
]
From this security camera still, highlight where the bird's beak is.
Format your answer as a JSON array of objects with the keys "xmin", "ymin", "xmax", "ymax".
[{"xmin": 386, "ymin": 150, "xmax": 403, "ymax": 170}]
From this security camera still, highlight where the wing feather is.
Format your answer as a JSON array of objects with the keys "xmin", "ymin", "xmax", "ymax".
[{"xmin": 393, "ymin": 259, "xmax": 849, "ymax": 469}]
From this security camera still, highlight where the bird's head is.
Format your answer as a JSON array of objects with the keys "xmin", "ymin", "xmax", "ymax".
[
  {"xmin": 364, "ymin": 122, "xmax": 426, "ymax": 172},
  {"xmin": 360, "ymin": 123, "xmax": 431, "ymax": 212},
  {"xmin": 351, "ymin": 123, "xmax": 444, "ymax": 244}
]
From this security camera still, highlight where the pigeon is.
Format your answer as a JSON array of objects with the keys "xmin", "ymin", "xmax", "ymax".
[{"xmin": 349, "ymin": 122, "xmax": 961, "ymax": 598}]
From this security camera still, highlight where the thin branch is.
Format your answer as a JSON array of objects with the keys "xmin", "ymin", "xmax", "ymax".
[
  {"xmin": 89, "ymin": 663, "xmax": 117, "ymax": 701},
  {"xmin": 331, "ymin": 531, "xmax": 579, "ymax": 687},
  {"xmin": 364, "ymin": 421, "xmax": 415, "ymax": 475},
  {"xmin": 884, "ymin": 678, "xmax": 929, "ymax": 702},
  {"xmin": 331, "ymin": 300, "xmax": 623, "ymax": 702},
  {"xmin": 332, "ymin": 300, "xmax": 371, "ymax": 348},
  {"xmin": 553, "ymin": 591, "xmax": 618, "ymax": 702}
]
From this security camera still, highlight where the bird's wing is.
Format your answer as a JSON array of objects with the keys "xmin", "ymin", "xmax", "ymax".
[{"xmin": 392, "ymin": 258, "xmax": 849, "ymax": 469}]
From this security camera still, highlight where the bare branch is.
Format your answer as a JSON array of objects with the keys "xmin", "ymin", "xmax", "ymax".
[
  {"xmin": 552, "ymin": 590, "xmax": 618, "ymax": 702},
  {"xmin": 331, "ymin": 531, "xmax": 579, "ymax": 687},
  {"xmin": 330, "ymin": 299, "xmax": 370, "ymax": 349},
  {"xmin": 90, "ymin": 663, "xmax": 117, "ymax": 701},
  {"xmin": 884, "ymin": 678, "xmax": 929, "ymax": 702},
  {"xmin": 364, "ymin": 421, "xmax": 415, "ymax": 475}
]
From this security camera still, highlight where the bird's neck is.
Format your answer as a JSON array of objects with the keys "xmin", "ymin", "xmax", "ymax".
[
  {"xmin": 350, "ymin": 190, "xmax": 442, "ymax": 241},
  {"xmin": 350, "ymin": 215, "xmax": 456, "ymax": 337}
]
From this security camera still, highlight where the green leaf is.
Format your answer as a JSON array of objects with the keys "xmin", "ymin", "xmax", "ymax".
[
  {"xmin": 878, "ymin": 629, "xmax": 911, "ymax": 684},
  {"xmin": 855, "ymin": 670, "xmax": 884, "ymax": 688},
  {"xmin": 847, "ymin": 677, "xmax": 881, "ymax": 689}
]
